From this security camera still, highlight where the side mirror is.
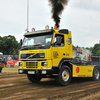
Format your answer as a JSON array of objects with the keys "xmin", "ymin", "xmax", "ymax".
[
  {"xmin": 20, "ymin": 39, "xmax": 22, "ymax": 49},
  {"xmin": 56, "ymin": 36, "xmax": 61, "ymax": 45}
]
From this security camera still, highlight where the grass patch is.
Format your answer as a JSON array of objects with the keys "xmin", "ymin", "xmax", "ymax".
[{"xmin": 1, "ymin": 66, "xmax": 19, "ymax": 74}]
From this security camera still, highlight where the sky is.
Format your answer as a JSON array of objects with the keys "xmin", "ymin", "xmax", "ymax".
[{"xmin": 0, "ymin": 0, "xmax": 100, "ymax": 48}]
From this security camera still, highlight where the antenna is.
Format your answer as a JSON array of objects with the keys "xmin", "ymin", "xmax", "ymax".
[{"xmin": 27, "ymin": 0, "xmax": 29, "ymax": 32}]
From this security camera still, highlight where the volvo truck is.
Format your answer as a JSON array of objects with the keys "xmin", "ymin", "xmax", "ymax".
[{"xmin": 18, "ymin": 26, "xmax": 100, "ymax": 85}]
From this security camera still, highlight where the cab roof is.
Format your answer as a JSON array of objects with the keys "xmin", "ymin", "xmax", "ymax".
[
  {"xmin": 24, "ymin": 28, "xmax": 69, "ymax": 37},
  {"xmin": 24, "ymin": 29, "xmax": 53, "ymax": 36}
]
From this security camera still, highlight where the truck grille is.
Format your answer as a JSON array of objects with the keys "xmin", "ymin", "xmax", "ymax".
[
  {"xmin": 26, "ymin": 62, "xmax": 38, "ymax": 68},
  {"xmin": 21, "ymin": 53, "xmax": 45, "ymax": 59}
]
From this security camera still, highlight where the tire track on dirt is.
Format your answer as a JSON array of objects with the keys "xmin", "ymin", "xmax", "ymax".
[
  {"xmin": 0, "ymin": 74, "xmax": 100, "ymax": 100},
  {"xmin": 47, "ymin": 83, "xmax": 100, "ymax": 100}
]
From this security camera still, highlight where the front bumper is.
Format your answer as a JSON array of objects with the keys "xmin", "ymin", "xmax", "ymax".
[{"xmin": 18, "ymin": 69, "xmax": 53, "ymax": 75}]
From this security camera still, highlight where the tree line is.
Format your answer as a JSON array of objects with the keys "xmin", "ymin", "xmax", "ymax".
[{"xmin": 0, "ymin": 35, "xmax": 20, "ymax": 55}]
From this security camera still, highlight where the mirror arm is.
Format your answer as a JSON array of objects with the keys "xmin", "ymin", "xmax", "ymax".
[
  {"xmin": 20, "ymin": 39, "xmax": 22, "ymax": 49},
  {"xmin": 51, "ymin": 43, "xmax": 55, "ymax": 47}
]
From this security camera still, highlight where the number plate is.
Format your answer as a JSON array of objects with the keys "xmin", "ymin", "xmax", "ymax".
[
  {"xmin": 28, "ymin": 71, "xmax": 35, "ymax": 74},
  {"xmin": 42, "ymin": 70, "xmax": 46, "ymax": 74}
]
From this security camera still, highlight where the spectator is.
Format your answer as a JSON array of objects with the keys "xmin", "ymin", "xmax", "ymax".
[
  {"xmin": 2, "ymin": 56, "xmax": 6, "ymax": 67},
  {"xmin": 7, "ymin": 55, "xmax": 12, "ymax": 60},
  {"xmin": 0, "ymin": 58, "xmax": 2, "ymax": 62}
]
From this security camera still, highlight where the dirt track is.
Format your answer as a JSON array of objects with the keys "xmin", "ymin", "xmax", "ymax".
[{"xmin": 0, "ymin": 74, "xmax": 100, "ymax": 100}]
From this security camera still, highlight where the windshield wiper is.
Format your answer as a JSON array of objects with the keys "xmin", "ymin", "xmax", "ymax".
[
  {"xmin": 33, "ymin": 44, "xmax": 43, "ymax": 48},
  {"xmin": 33, "ymin": 44, "xmax": 42, "ymax": 46},
  {"xmin": 21, "ymin": 46, "xmax": 30, "ymax": 50}
]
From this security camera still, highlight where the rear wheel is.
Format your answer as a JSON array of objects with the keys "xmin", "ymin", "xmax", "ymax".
[
  {"xmin": 93, "ymin": 67, "xmax": 100, "ymax": 81},
  {"xmin": 27, "ymin": 74, "xmax": 42, "ymax": 83},
  {"xmin": 55, "ymin": 65, "xmax": 72, "ymax": 86}
]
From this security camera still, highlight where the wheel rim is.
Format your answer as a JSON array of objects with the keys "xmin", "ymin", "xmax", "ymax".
[
  {"xmin": 62, "ymin": 69, "xmax": 69, "ymax": 82},
  {"xmin": 94, "ymin": 69, "xmax": 100, "ymax": 80}
]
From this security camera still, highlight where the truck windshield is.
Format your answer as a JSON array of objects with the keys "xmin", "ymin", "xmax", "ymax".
[{"xmin": 21, "ymin": 33, "xmax": 53, "ymax": 50}]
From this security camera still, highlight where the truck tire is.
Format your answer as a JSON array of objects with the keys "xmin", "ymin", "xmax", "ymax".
[
  {"xmin": 55, "ymin": 65, "xmax": 72, "ymax": 86},
  {"xmin": 27, "ymin": 74, "xmax": 42, "ymax": 83},
  {"xmin": 93, "ymin": 67, "xmax": 100, "ymax": 81}
]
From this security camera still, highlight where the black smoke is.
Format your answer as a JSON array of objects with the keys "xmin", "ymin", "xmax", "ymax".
[{"xmin": 49, "ymin": 0, "xmax": 69, "ymax": 28}]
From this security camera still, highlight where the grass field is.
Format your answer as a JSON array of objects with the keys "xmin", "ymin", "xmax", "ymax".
[{"xmin": 1, "ymin": 65, "xmax": 19, "ymax": 74}]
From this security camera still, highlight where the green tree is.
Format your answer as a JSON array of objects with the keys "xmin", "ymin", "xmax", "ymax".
[
  {"xmin": 96, "ymin": 50, "xmax": 100, "ymax": 56},
  {"xmin": 92, "ymin": 44, "xmax": 99, "ymax": 56},
  {"xmin": 89, "ymin": 47, "xmax": 93, "ymax": 52},
  {"xmin": 0, "ymin": 36, "xmax": 3, "ymax": 53},
  {"xmin": 0, "ymin": 35, "xmax": 20, "ymax": 55},
  {"xmin": 73, "ymin": 45, "xmax": 76, "ymax": 49}
]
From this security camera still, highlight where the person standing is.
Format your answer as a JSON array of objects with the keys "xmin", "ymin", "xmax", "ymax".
[
  {"xmin": 7, "ymin": 55, "xmax": 12, "ymax": 60},
  {"xmin": 2, "ymin": 56, "xmax": 6, "ymax": 67}
]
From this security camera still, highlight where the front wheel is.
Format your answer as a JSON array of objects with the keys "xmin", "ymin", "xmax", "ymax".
[
  {"xmin": 55, "ymin": 65, "xmax": 72, "ymax": 86},
  {"xmin": 93, "ymin": 67, "xmax": 100, "ymax": 81},
  {"xmin": 27, "ymin": 74, "xmax": 42, "ymax": 83}
]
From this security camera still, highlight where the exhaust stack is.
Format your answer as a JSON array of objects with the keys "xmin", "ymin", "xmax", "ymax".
[{"xmin": 49, "ymin": 0, "xmax": 69, "ymax": 28}]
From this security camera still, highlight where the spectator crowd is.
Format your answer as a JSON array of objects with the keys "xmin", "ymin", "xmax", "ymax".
[{"xmin": 0, "ymin": 55, "xmax": 12, "ymax": 67}]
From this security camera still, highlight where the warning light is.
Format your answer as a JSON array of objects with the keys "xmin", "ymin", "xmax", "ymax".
[
  {"xmin": 45, "ymin": 25, "xmax": 49, "ymax": 30},
  {"xmin": 54, "ymin": 25, "xmax": 57, "ymax": 29},
  {"xmin": 32, "ymin": 28, "xmax": 35, "ymax": 32}
]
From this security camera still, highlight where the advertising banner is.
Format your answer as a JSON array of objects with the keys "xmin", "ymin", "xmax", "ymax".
[{"xmin": 7, "ymin": 60, "xmax": 19, "ymax": 65}]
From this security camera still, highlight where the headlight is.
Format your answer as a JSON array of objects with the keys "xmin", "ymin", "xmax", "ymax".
[
  {"xmin": 19, "ymin": 62, "xmax": 23, "ymax": 66},
  {"xmin": 42, "ymin": 62, "xmax": 48, "ymax": 66},
  {"xmin": 19, "ymin": 69, "xmax": 23, "ymax": 73},
  {"xmin": 44, "ymin": 62, "xmax": 48, "ymax": 66}
]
